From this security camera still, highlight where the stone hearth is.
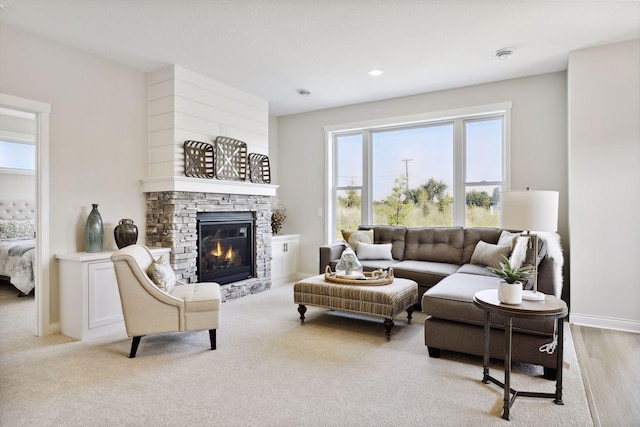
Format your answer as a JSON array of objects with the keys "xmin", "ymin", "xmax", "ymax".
[{"xmin": 145, "ymin": 191, "xmax": 272, "ymax": 301}]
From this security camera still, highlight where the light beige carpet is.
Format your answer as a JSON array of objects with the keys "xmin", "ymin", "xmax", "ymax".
[{"xmin": 0, "ymin": 281, "xmax": 593, "ymax": 426}]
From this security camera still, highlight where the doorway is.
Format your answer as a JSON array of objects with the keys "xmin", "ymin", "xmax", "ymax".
[{"xmin": 0, "ymin": 93, "xmax": 51, "ymax": 336}]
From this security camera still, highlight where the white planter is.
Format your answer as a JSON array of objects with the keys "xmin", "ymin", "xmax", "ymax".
[{"xmin": 498, "ymin": 281, "xmax": 523, "ymax": 305}]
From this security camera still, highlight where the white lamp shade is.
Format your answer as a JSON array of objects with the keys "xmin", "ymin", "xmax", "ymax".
[{"xmin": 500, "ymin": 190, "xmax": 559, "ymax": 232}]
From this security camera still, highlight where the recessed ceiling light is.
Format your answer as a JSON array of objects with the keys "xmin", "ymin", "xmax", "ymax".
[
  {"xmin": 368, "ymin": 69, "xmax": 384, "ymax": 76},
  {"xmin": 297, "ymin": 89, "xmax": 311, "ymax": 97},
  {"xmin": 495, "ymin": 48, "xmax": 514, "ymax": 60}
]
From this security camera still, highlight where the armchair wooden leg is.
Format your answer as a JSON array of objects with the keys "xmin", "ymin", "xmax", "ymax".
[
  {"xmin": 129, "ymin": 336, "xmax": 142, "ymax": 358},
  {"xmin": 209, "ymin": 329, "xmax": 216, "ymax": 350}
]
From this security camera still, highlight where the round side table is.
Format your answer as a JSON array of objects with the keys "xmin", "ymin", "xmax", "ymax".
[{"xmin": 473, "ymin": 289, "xmax": 568, "ymax": 421}]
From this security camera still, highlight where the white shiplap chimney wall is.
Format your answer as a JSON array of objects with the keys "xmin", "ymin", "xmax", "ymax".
[{"xmin": 147, "ymin": 65, "xmax": 269, "ymax": 179}]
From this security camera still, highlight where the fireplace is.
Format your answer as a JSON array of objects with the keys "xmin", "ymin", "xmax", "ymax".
[
  {"xmin": 146, "ymin": 191, "xmax": 272, "ymax": 301},
  {"xmin": 197, "ymin": 212, "xmax": 255, "ymax": 285}
]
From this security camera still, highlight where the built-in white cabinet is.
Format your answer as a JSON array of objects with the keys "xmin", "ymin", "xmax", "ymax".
[
  {"xmin": 271, "ymin": 234, "xmax": 299, "ymax": 285},
  {"xmin": 56, "ymin": 248, "xmax": 170, "ymax": 341}
]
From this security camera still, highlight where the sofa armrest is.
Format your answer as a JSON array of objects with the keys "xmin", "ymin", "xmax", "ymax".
[{"xmin": 319, "ymin": 241, "xmax": 348, "ymax": 273}]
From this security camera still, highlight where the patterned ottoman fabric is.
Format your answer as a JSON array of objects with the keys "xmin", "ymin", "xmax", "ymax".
[{"xmin": 293, "ymin": 274, "xmax": 418, "ymax": 341}]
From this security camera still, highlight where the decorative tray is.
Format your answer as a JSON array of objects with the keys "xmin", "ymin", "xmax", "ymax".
[
  {"xmin": 214, "ymin": 136, "xmax": 247, "ymax": 181},
  {"xmin": 183, "ymin": 140, "xmax": 214, "ymax": 179},
  {"xmin": 324, "ymin": 266, "xmax": 394, "ymax": 286}
]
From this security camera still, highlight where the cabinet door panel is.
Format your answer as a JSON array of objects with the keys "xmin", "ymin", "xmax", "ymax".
[{"xmin": 88, "ymin": 261, "xmax": 123, "ymax": 329}]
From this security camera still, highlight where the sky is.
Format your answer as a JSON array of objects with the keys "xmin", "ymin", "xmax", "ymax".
[{"xmin": 337, "ymin": 118, "xmax": 503, "ymax": 201}]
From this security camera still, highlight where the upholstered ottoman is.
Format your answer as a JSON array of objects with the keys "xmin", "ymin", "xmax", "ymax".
[{"xmin": 293, "ymin": 274, "xmax": 418, "ymax": 341}]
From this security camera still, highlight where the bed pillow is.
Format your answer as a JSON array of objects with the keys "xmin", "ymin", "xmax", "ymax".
[
  {"xmin": 341, "ymin": 229, "xmax": 374, "ymax": 251},
  {"xmin": 470, "ymin": 240, "xmax": 512, "ymax": 269},
  {"xmin": 147, "ymin": 256, "xmax": 176, "ymax": 293},
  {"xmin": 355, "ymin": 242, "xmax": 393, "ymax": 260},
  {"xmin": 0, "ymin": 219, "xmax": 35, "ymax": 240}
]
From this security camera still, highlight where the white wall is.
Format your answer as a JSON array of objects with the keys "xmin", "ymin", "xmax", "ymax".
[
  {"xmin": 277, "ymin": 73, "xmax": 569, "ymax": 283},
  {"xmin": 148, "ymin": 65, "xmax": 269, "ymax": 178},
  {"xmin": 0, "ymin": 173, "xmax": 35, "ymax": 199},
  {"xmin": 0, "ymin": 24, "xmax": 149, "ymax": 326},
  {"xmin": 568, "ymin": 39, "xmax": 640, "ymax": 332}
]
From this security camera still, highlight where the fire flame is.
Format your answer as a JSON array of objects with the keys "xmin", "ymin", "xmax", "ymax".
[{"xmin": 209, "ymin": 241, "xmax": 234, "ymax": 263}]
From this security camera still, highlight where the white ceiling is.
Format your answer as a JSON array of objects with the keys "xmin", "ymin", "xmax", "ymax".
[{"xmin": 1, "ymin": 0, "xmax": 639, "ymax": 116}]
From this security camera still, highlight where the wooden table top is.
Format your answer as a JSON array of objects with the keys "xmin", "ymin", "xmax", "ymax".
[{"xmin": 474, "ymin": 289, "xmax": 568, "ymax": 319}]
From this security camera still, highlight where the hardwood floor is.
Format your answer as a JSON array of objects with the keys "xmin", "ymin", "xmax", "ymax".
[{"xmin": 571, "ymin": 324, "xmax": 640, "ymax": 426}]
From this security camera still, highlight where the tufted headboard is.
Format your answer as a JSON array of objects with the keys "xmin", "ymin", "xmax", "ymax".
[{"xmin": 0, "ymin": 200, "xmax": 36, "ymax": 220}]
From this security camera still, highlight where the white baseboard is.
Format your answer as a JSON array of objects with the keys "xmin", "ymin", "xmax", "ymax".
[
  {"xmin": 41, "ymin": 321, "xmax": 60, "ymax": 337},
  {"xmin": 570, "ymin": 313, "xmax": 640, "ymax": 334},
  {"xmin": 271, "ymin": 273, "xmax": 301, "ymax": 287}
]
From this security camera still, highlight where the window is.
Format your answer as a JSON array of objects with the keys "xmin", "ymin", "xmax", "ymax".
[
  {"xmin": 0, "ymin": 140, "xmax": 35, "ymax": 173},
  {"xmin": 328, "ymin": 105, "xmax": 509, "ymax": 241}
]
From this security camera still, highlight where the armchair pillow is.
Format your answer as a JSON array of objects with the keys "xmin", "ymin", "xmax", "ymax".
[{"xmin": 147, "ymin": 255, "xmax": 177, "ymax": 293}]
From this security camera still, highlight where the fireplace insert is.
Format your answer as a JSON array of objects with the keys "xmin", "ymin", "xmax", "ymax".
[{"xmin": 197, "ymin": 212, "xmax": 255, "ymax": 285}]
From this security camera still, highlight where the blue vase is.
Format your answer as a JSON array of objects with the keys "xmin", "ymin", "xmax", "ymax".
[{"xmin": 85, "ymin": 204, "xmax": 104, "ymax": 253}]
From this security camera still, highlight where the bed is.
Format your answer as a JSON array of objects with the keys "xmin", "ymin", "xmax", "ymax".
[{"xmin": 0, "ymin": 201, "xmax": 36, "ymax": 295}]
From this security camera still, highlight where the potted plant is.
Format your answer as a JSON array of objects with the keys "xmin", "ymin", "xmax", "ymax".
[{"xmin": 486, "ymin": 255, "xmax": 535, "ymax": 304}]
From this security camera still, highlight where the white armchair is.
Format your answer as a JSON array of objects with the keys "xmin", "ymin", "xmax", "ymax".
[{"xmin": 111, "ymin": 245, "xmax": 221, "ymax": 358}]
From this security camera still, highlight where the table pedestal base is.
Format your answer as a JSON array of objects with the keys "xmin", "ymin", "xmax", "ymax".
[{"xmin": 482, "ymin": 312, "xmax": 565, "ymax": 420}]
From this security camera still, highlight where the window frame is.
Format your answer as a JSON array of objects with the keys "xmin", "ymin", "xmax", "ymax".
[{"xmin": 325, "ymin": 103, "xmax": 512, "ymax": 243}]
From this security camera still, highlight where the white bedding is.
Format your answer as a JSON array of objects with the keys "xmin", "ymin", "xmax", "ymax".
[{"xmin": 0, "ymin": 239, "xmax": 35, "ymax": 295}]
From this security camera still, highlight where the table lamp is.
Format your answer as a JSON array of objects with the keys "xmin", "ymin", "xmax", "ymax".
[{"xmin": 500, "ymin": 188, "xmax": 559, "ymax": 301}]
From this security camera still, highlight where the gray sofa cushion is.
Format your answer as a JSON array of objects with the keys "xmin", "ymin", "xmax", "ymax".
[
  {"xmin": 462, "ymin": 227, "xmax": 503, "ymax": 264},
  {"xmin": 393, "ymin": 260, "xmax": 459, "ymax": 290},
  {"xmin": 359, "ymin": 259, "xmax": 401, "ymax": 270},
  {"xmin": 422, "ymin": 273, "xmax": 554, "ymax": 336},
  {"xmin": 404, "ymin": 227, "xmax": 464, "ymax": 264},
  {"xmin": 456, "ymin": 263, "xmax": 497, "ymax": 276}
]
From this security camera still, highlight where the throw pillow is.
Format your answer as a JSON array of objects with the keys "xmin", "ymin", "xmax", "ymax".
[
  {"xmin": 470, "ymin": 240, "xmax": 512, "ymax": 269},
  {"xmin": 498, "ymin": 230, "xmax": 520, "ymax": 249},
  {"xmin": 0, "ymin": 219, "xmax": 35, "ymax": 240},
  {"xmin": 355, "ymin": 242, "xmax": 393, "ymax": 260},
  {"xmin": 147, "ymin": 256, "xmax": 176, "ymax": 293},
  {"xmin": 341, "ymin": 229, "xmax": 374, "ymax": 251}
]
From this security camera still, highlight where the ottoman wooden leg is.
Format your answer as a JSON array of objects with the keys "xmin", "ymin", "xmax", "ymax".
[
  {"xmin": 383, "ymin": 318, "xmax": 394, "ymax": 342},
  {"xmin": 298, "ymin": 304, "xmax": 307, "ymax": 324},
  {"xmin": 406, "ymin": 306, "xmax": 415, "ymax": 324}
]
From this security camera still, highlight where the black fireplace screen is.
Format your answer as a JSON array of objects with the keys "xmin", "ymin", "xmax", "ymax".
[{"xmin": 197, "ymin": 212, "xmax": 254, "ymax": 285}]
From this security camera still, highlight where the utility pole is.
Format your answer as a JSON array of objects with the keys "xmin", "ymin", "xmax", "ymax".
[{"xmin": 401, "ymin": 158, "xmax": 412, "ymax": 191}]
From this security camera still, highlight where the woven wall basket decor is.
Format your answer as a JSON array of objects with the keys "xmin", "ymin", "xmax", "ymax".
[
  {"xmin": 184, "ymin": 140, "xmax": 215, "ymax": 179},
  {"xmin": 214, "ymin": 136, "xmax": 247, "ymax": 181}
]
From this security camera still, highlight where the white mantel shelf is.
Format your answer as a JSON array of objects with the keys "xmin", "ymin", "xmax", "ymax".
[{"xmin": 141, "ymin": 176, "xmax": 278, "ymax": 197}]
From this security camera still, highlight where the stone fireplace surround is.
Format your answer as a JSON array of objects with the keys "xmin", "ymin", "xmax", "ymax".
[{"xmin": 145, "ymin": 191, "xmax": 272, "ymax": 301}]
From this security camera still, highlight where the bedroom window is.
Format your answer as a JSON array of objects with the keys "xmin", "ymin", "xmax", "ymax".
[
  {"xmin": 0, "ymin": 141, "xmax": 35, "ymax": 174},
  {"xmin": 327, "ymin": 104, "xmax": 510, "ymax": 241}
]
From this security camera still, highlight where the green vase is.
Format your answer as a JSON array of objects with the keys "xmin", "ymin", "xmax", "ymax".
[{"xmin": 85, "ymin": 204, "xmax": 104, "ymax": 253}]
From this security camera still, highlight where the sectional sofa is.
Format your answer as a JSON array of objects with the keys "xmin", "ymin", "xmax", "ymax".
[{"xmin": 319, "ymin": 225, "xmax": 564, "ymax": 375}]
